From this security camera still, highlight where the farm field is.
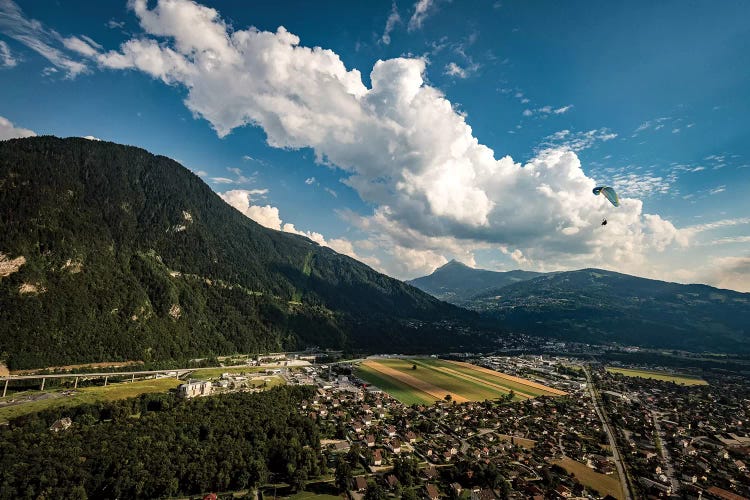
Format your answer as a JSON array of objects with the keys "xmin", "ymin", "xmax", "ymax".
[
  {"xmin": 606, "ymin": 367, "xmax": 708, "ymax": 385},
  {"xmin": 356, "ymin": 357, "xmax": 564, "ymax": 405},
  {"xmin": 552, "ymin": 457, "xmax": 623, "ymax": 499},
  {"xmin": 0, "ymin": 377, "xmax": 181, "ymax": 422}
]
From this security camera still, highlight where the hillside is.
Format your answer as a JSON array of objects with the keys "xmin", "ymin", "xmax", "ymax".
[
  {"xmin": 469, "ymin": 269, "xmax": 750, "ymax": 352},
  {"xmin": 0, "ymin": 137, "xmax": 479, "ymax": 369},
  {"xmin": 407, "ymin": 260, "xmax": 544, "ymax": 304}
]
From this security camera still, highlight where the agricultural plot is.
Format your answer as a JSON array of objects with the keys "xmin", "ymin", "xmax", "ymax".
[
  {"xmin": 356, "ymin": 357, "xmax": 564, "ymax": 405},
  {"xmin": 606, "ymin": 367, "xmax": 707, "ymax": 385},
  {"xmin": 552, "ymin": 458, "xmax": 623, "ymax": 499}
]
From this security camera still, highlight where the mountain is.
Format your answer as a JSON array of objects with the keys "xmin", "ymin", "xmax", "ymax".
[
  {"xmin": 410, "ymin": 263, "xmax": 750, "ymax": 353},
  {"xmin": 0, "ymin": 137, "xmax": 480, "ymax": 369},
  {"xmin": 407, "ymin": 260, "xmax": 544, "ymax": 304},
  {"xmin": 471, "ymin": 268, "xmax": 750, "ymax": 352}
]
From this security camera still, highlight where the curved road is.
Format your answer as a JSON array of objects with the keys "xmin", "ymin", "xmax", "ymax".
[{"xmin": 583, "ymin": 366, "xmax": 633, "ymax": 500}]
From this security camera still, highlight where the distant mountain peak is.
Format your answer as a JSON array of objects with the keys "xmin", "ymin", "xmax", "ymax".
[{"xmin": 436, "ymin": 259, "xmax": 470, "ymax": 271}]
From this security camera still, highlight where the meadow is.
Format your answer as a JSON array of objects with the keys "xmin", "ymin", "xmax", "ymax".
[
  {"xmin": 606, "ymin": 367, "xmax": 707, "ymax": 385},
  {"xmin": 356, "ymin": 357, "xmax": 564, "ymax": 405},
  {"xmin": 0, "ymin": 377, "xmax": 181, "ymax": 422},
  {"xmin": 552, "ymin": 457, "xmax": 623, "ymax": 499}
]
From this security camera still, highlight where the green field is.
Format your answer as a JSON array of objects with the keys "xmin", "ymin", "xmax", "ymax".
[
  {"xmin": 356, "ymin": 358, "xmax": 556, "ymax": 405},
  {"xmin": 356, "ymin": 363, "xmax": 435, "ymax": 405},
  {"xmin": 191, "ymin": 366, "xmax": 266, "ymax": 380},
  {"xmin": 552, "ymin": 458, "xmax": 623, "ymax": 499},
  {"xmin": 0, "ymin": 377, "xmax": 181, "ymax": 422},
  {"xmin": 606, "ymin": 367, "xmax": 707, "ymax": 385}
]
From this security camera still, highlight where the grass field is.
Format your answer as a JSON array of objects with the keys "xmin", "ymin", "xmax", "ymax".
[
  {"xmin": 552, "ymin": 458, "xmax": 623, "ymax": 499},
  {"xmin": 0, "ymin": 377, "xmax": 181, "ymax": 422},
  {"xmin": 356, "ymin": 358, "xmax": 563, "ymax": 405},
  {"xmin": 191, "ymin": 366, "xmax": 266, "ymax": 380},
  {"xmin": 606, "ymin": 367, "xmax": 707, "ymax": 385}
]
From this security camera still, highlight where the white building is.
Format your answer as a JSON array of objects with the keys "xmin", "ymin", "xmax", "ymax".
[{"xmin": 178, "ymin": 380, "xmax": 213, "ymax": 398}]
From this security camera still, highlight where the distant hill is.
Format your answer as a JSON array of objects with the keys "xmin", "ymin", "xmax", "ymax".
[
  {"xmin": 0, "ymin": 137, "xmax": 482, "ymax": 369},
  {"xmin": 407, "ymin": 260, "xmax": 544, "ymax": 304},
  {"xmin": 411, "ymin": 264, "xmax": 750, "ymax": 353}
]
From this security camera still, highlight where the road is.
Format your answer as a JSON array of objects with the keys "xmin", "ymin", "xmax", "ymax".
[
  {"xmin": 652, "ymin": 411, "xmax": 680, "ymax": 494},
  {"xmin": 583, "ymin": 365, "xmax": 633, "ymax": 500}
]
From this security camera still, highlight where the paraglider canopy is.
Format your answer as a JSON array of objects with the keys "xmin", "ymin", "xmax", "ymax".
[{"xmin": 593, "ymin": 186, "xmax": 620, "ymax": 207}]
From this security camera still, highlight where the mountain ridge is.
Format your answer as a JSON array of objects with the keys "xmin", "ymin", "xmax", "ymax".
[
  {"xmin": 0, "ymin": 136, "xmax": 482, "ymax": 369},
  {"xmin": 410, "ymin": 263, "xmax": 750, "ymax": 352}
]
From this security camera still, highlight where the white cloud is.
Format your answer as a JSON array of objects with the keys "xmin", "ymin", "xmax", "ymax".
[
  {"xmin": 522, "ymin": 109, "xmax": 532, "ymax": 117},
  {"xmin": 62, "ymin": 35, "xmax": 101, "ymax": 57},
  {"xmin": 0, "ymin": 115, "xmax": 36, "ymax": 140},
  {"xmin": 82, "ymin": 135, "xmax": 101, "ymax": 141},
  {"xmin": 94, "ymin": 0, "xmax": 693, "ymax": 280},
  {"xmin": 381, "ymin": 2, "xmax": 401, "ymax": 45},
  {"xmin": 0, "ymin": 39, "xmax": 17, "ymax": 67},
  {"xmin": 703, "ymin": 256, "xmax": 750, "ymax": 293},
  {"xmin": 0, "ymin": 0, "xmax": 89, "ymax": 77},
  {"xmin": 305, "ymin": 177, "xmax": 316, "ymax": 185},
  {"xmin": 444, "ymin": 62, "xmax": 467, "ymax": 78},
  {"xmin": 324, "ymin": 187, "xmax": 337, "ymax": 198},
  {"xmin": 220, "ymin": 188, "xmax": 377, "ymax": 267},
  {"xmin": 553, "ymin": 105, "xmax": 572, "ymax": 114},
  {"xmin": 710, "ymin": 186, "xmax": 726, "ymax": 195},
  {"xmin": 408, "ymin": 0, "xmax": 435, "ymax": 31},
  {"xmin": 107, "ymin": 19, "xmax": 125, "ymax": 29}
]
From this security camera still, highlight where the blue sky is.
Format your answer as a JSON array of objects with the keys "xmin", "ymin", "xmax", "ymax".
[{"xmin": 1, "ymin": 0, "xmax": 748, "ymax": 291}]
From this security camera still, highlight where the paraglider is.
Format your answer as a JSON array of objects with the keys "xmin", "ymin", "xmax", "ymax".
[{"xmin": 593, "ymin": 186, "xmax": 620, "ymax": 207}]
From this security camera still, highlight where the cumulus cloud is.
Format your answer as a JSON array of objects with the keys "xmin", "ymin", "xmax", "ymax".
[
  {"xmin": 705, "ymin": 256, "xmax": 750, "ymax": 293},
  {"xmin": 0, "ymin": 39, "xmax": 17, "ymax": 67},
  {"xmin": 219, "ymin": 188, "xmax": 376, "ymax": 266},
  {"xmin": 0, "ymin": 0, "xmax": 90, "ymax": 77},
  {"xmin": 0, "ymin": 115, "xmax": 36, "ymax": 140},
  {"xmin": 93, "ymin": 0, "xmax": 690, "ymax": 280},
  {"xmin": 82, "ymin": 135, "xmax": 101, "ymax": 141}
]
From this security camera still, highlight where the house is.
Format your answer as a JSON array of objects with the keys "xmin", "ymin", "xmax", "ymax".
[
  {"xmin": 386, "ymin": 474, "xmax": 399, "ymax": 489},
  {"xmin": 450, "ymin": 483, "xmax": 462, "ymax": 496},
  {"xmin": 373, "ymin": 449, "xmax": 383, "ymax": 466},
  {"xmin": 178, "ymin": 380, "xmax": 212, "ymax": 398},
  {"xmin": 705, "ymin": 486, "xmax": 749, "ymax": 500},
  {"xmin": 387, "ymin": 425, "xmax": 396, "ymax": 437},
  {"xmin": 354, "ymin": 476, "xmax": 368, "ymax": 492},
  {"xmin": 554, "ymin": 484, "xmax": 572, "ymax": 498},
  {"xmin": 471, "ymin": 488, "xmax": 496, "ymax": 500},
  {"xmin": 353, "ymin": 422, "xmax": 363, "ymax": 433},
  {"xmin": 425, "ymin": 483, "xmax": 440, "ymax": 500},
  {"xmin": 366, "ymin": 434, "xmax": 375, "ymax": 447},
  {"xmin": 49, "ymin": 417, "xmax": 72, "ymax": 432},
  {"xmin": 406, "ymin": 431, "xmax": 417, "ymax": 443},
  {"xmin": 391, "ymin": 439, "xmax": 401, "ymax": 454}
]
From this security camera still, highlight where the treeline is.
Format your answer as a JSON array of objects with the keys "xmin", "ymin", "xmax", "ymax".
[{"xmin": 0, "ymin": 386, "xmax": 321, "ymax": 499}]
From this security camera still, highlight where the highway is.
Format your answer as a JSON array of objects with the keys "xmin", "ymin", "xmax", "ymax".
[{"xmin": 583, "ymin": 365, "xmax": 633, "ymax": 500}]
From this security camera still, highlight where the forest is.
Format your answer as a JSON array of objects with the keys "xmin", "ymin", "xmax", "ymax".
[
  {"xmin": 0, "ymin": 137, "xmax": 484, "ymax": 369},
  {"xmin": 0, "ymin": 386, "xmax": 321, "ymax": 499}
]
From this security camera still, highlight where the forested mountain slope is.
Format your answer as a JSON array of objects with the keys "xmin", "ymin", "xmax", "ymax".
[
  {"xmin": 468, "ymin": 269, "xmax": 750, "ymax": 352},
  {"xmin": 0, "ymin": 137, "xmax": 476, "ymax": 369}
]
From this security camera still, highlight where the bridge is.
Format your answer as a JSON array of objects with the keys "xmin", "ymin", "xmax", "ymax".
[{"xmin": 1, "ymin": 369, "xmax": 193, "ymax": 397}]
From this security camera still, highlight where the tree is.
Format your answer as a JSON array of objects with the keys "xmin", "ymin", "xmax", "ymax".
[
  {"xmin": 364, "ymin": 481, "xmax": 387, "ymax": 500},
  {"xmin": 334, "ymin": 458, "xmax": 352, "ymax": 492},
  {"xmin": 444, "ymin": 394, "xmax": 452, "ymax": 402},
  {"xmin": 411, "ymin": 364, "xmax": 417, "ymax": 370},
  {"xmin": 506, "ymin": 390, "xmax": 515, "ymax": 402}
]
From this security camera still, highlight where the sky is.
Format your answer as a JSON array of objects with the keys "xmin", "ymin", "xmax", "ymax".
[{"xmin": 1, "ymin": 0, "xmax": 749, "ymax": 291}]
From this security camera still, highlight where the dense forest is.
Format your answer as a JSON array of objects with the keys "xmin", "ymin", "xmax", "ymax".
[
  {"xmin": 0, "ymin": 386, "xmax": 320, "ymax": 499},
  {"xmin": 0, "ymin": 137, "xmax": 486, "ymax": 369}
]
